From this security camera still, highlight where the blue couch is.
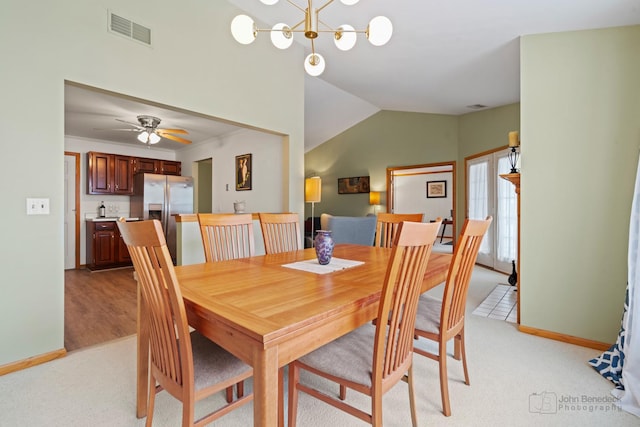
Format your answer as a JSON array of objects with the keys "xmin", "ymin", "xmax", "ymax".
[{"xmin": 319, "ymin": 213, "xmax": 377, "ymax": 246}]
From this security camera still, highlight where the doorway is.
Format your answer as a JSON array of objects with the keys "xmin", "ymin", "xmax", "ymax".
[{"xmin": 386, "ymin": 161, "xmax": 456, "ymax": 243}]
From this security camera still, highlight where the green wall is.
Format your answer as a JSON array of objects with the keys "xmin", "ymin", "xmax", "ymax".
[
  {"xmin": 305, "ymin": 110, "xmax": 458, "ymax": 217},
  {"xmin": 521, "ymin": 25, "xmax": 640, "ymax": 343},
  {"xmin": 0, "ymin": 0, "xmax": 305, "ymax": 366},
  {"xmin": 306, "ymin": 22, "xmax": 640, "ymax": 345}
]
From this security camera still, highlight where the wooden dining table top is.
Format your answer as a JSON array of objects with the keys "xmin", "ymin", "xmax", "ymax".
[{"xmin": 176, "ymin": 244, "xmax": 452, "ymax": 364}]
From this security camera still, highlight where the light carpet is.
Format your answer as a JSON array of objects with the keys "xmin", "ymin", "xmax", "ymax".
[{"xmin": 0, "ymin": 268, "xmax": 637, "ymax": 426}]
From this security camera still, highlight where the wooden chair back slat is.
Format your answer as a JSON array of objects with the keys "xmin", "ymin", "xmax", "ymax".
[
  {"xmin": 259, "ymin": 213, "xmax": 301, "ymax": 254},
  {"xmin": 375, "ymin": 213, "xmax": 424, "ymax": 248},
  {"xmin": 197, "ymin": 214, "xmax": 255, "ymax": 262}
]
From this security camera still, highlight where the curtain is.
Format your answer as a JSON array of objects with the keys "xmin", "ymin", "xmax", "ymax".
[{"xmin": 589, "ymin": 154, "xmax": 640, "ymax": 416}]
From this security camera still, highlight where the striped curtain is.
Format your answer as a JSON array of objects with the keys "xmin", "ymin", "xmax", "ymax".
[{"xmin": 589, "ymin": 154, "xmax": 640, "ymax": 416}]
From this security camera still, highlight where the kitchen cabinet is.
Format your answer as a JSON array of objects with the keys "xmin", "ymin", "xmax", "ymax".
[
  {"xmin": 86, "ymin": 220, "xmax": 132, "ymax": 270},
  {"xmin": 87, "ymin": 151, "xmax": 134, "ymax": 195},
  {"xmin": 133, "ymin": 157, "xmax": 181, "ymax": 176}
]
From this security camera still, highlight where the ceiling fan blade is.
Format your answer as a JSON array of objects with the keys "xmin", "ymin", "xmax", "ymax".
[
  {"xmin": 158, "ymin": 128, "xmax": 188, "ymax": 134},
  {"xmin": 158, "ymin": 132, "xmax": 192, "ymax": 144},
  {"xmin": 94, "ymin": 127, "xmax": 141, "ymax": 132},
  {"xmin": 115, "ymin": 118, "xmax": 145, "ymax": 130}
]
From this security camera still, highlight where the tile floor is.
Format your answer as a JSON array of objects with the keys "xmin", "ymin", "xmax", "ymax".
[{"xmin": 472, "ymin": 284, "xmax": 518, "ymax": 323}]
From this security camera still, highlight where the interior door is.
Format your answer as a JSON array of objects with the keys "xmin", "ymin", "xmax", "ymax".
[{"xmin": 466, "ymin": 149, "xmax": 517, "ymax": 272}]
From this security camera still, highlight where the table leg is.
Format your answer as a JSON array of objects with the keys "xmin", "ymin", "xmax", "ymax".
[
  {"xmin": 136, "ymin": 279, "xmax": 149, "ymax": 418},
  {"xmin": 440, "ymin": 222, "xmax": 447, "ymax": 243},
  {"xmin": 253, "ymin": 346, "xmax": 278, "ymax": 426}
]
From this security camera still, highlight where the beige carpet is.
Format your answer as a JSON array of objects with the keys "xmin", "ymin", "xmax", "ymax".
[{"xmin": 0, "ymin": 267, "xmax": 637, "ymax": 426}]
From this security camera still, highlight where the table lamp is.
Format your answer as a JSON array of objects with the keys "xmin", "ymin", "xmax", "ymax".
[{"xmin": 369, "ymin": 191, "xmax": 381, "ymax": 214}]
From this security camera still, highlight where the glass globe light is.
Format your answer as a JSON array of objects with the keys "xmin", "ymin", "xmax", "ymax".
[
  {"xmin": 148, "ymin": 133, "xmax": 161, "ymax": 144},
  {"xmin": 260, "ymin": 0, "xmax": 279, "ymax": 4},
  {"xmin": 340, "ymin": 0, "xmax": 359, "ymax": 5},
  {"xmin": 334, "ymin": 25, "xmax": 356, "ymax": 51},
  {"xmin": 271, "ymin": 23, "xmax": 293, "ymax": 49},
  {"xmin": 137, "ymin": 131, "xmax": 149, "ymax": 143},
  {"xmin": 231, "ymin": 15, "xmax": 257, "ymax": 45},
  {"xmin": 304, "ymin": 53, "xmax": 325, "ymax": 76},
  {"xmin": 367, "ymin": 16, "xmax": 393, "ymax": 46}
]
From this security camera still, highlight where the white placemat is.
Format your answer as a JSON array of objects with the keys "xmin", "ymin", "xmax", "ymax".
[{"xmin": 282, "ymin": 257, "xmax": 364, "ymax": 275}]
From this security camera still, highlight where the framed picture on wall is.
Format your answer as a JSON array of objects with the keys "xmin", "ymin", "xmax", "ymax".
[
  {"xmin": 426, "ymin": 180, "xmax": 447, "ymax": 198},
  {"xmin": 236, "ymin": 153, "xmax": 252, "ymax": 191},
  {"xmin": 338, "ymin": 176, "xmax": 370, "ymax": 194}
]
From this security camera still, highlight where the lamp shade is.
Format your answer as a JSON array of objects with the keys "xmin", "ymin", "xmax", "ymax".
[
  {"xmin": 369, "ymin": 191, "xmax": 380, "ymax": 205},
  {"xmin": 305, "ymin": 177, "xmax": 322, "ymax": 203}
]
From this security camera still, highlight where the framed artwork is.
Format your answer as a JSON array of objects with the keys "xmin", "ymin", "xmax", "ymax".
[
  {"xmin": 426, "ymin": 180, "xmax": 447, "ymax": 198},
  {"xmin": 236, "ymin": 153, "xmax": 252, "ymax": 191},
  {"xmin": 338, "ymin": 176, "xmax": 370, "ymax": 194}
]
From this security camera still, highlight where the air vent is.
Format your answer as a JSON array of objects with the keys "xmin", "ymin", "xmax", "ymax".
[
  {"xmin": 466, "ymin": 104, "xmax": 488, "ymax": 110},
  {"xmin": 108, "ymin": 11, "xmax": 151, "ymax": 46}
]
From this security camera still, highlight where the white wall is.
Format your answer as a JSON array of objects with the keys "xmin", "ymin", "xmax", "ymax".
[
  {"xmin": 0, "ymin": 0, "xmax": 304, "ymax": 366},
  {"xmin": 178, "ymin": 129, "xmax": 285, "ymax": 215},
  {"xmin": 521, "ymin": 25, "xmax": 640, "ymax": 342},
  {"xmin": 394, "ymin": 172, "xmax": 453, "ymax": 221}
]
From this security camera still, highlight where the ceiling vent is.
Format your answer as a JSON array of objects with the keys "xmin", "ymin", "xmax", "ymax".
[
  {"xmin": 466, "ymin": 104, "xmax": 488, "ymax": 110},
  {"xmin": 108, "ymin": 11, "xmax": 151, "ymax": 46}
]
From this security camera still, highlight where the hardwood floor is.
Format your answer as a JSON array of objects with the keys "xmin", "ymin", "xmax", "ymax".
[{"xmin": 64, "ymin": 267, "xmax": 137, "ymax": 352}]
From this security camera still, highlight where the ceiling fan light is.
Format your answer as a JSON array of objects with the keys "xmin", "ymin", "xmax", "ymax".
[
  {"xmin": 334, "ymin": 25, "xmax": 356, "ymax": 51},
  {"xmin": 340, "ymin": 0, "xmax": 359, "ymax": 5},
  {"xmin": 271, "ymin": 23, "xmax": 293, "ymax": 49},
  {"xmin": 367, "ymin": 16, "xmax": 393, "ymax": 46},
  {"xmin": 304, "ymin": 53, "xmax": 325, "ymax": 76},
  {"xmin": 148, "ymin": 133, "xmax": 161, "ymax": 144},
  {"xmin": 137, "ymin": 131, "xmax": 149, "ymax": 143},
  {"xmin": 231, "ymin": 15, "xmax": 257, "ymax": 45},
  {"xmin": 260, "ymin": 0, "xmax": 279, "ymax": 5}
]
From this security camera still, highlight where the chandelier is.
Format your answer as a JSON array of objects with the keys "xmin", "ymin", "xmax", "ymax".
[{"xmin": 230, "ymin": 0, "xmax": 393, "ymax": 76}]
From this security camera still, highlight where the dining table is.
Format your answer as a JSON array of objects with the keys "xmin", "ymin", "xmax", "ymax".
[{"xmin": 135, "ymin": 244, "xmax": 452, "ymax": 426}]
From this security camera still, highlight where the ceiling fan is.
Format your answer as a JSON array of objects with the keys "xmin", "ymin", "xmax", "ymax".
[{"xmin": 111, "ymin": 115, "xmax": 191, "ymax": 145}]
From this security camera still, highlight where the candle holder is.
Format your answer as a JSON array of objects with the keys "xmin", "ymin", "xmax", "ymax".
[
  {"xmin": 508, "ymin": 146, "xmax": 520, "ymax": 173},
  {"xmin": 508, "ymin": 131, "xmax": 520, "ymax": 173}
]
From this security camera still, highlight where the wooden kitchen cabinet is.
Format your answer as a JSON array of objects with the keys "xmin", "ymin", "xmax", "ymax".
[
  {"xmin": 87, "ymin": 151, "xmax": 134, "ymax": 195},
  {"xmin": 86, "ymin": 220, "xmax": 132, "ymax": 271},
  {"xmin": 133, "ymin": 157, "xmax": 181, "ymax": 176}
]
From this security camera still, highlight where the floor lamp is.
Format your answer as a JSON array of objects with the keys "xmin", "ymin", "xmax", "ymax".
[{"xmin": 305, "ymin": 177, "xmax": 322, "ymax": 246}]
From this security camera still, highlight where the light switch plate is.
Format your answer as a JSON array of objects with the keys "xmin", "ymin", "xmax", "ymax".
[{"xmin": 26, "ymin": 198, "xmax": 50, "ymax": 215}]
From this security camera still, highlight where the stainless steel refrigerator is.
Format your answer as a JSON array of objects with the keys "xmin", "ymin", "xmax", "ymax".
[{"xmin": 130, "ymin": 173, "xmax": 194, "ymax": 263}]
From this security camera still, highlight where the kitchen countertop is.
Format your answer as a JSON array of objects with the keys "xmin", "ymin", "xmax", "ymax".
[{"xmin": 87, "ymin": 217, "xmax": 140, "ymax": 222}]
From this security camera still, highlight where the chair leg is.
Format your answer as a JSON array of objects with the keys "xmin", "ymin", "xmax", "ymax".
[
  {"xmin": 339, "ymin": 385, "xmax": 347, "ymax": 400},
  {"xmin": 145, "ymin": 376, "xmax": 156, "ymax": 427},
  {"xmin": 371, "ymin": 388, "xmax": 384, "ymax": 427},
  {"xmin": 278, "ymin": 367, "xmax": 285, "ymax": 427},
  {"xmin": 439, "ymin": 341, "xmax": 451, "ymax": 417},
  {"xmin": 225, "ymin": 386, "xmax": 233, "ymax": 403},
  {"xmin": 407, "ymin": 366, "xmax": 418, "ymax": 427},
  {"xmin": 459, "ymin": 329, "xmax": 470, "ymax": 386},
  {"xmin": 288, "ymin": 364, "xmax": 300, "ymax": 427}
]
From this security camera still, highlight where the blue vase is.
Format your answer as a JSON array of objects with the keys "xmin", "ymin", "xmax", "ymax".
[{"xmin": 314, "ymin": 230, "xmax": 334, "ymax": 265}]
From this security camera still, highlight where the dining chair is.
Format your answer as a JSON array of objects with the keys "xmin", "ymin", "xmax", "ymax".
[
  {"xmin": 288, "ymin": 220, "xmax": 442, "ymax": 427},
  {"xmin": 117, "ymin": 219, "xmax": 253, "ymax": 427},
  {"xmin": 374, "ymin": 212, "xmax": 424, "ymax": 248},
  {"xmin": 197, "ymin": 213, "xmax": 255, "ymax": 261},
  {"xmin": 196, "ymin": 213, "xmax": 255, "ymax": 401},
  {"xmin": 413, "ymin": 216, "xmax": 492, "ymax": 416},
  {"xmin": 258, "ymin": 212, "xmax": 302, "ymax": 254}
]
